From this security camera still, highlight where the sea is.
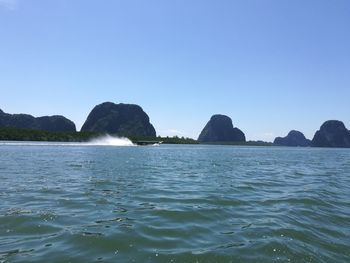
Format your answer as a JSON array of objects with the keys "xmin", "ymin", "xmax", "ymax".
[{"xmin": 0, "ymin": 139, "xmax": 349, "ymax": 262}]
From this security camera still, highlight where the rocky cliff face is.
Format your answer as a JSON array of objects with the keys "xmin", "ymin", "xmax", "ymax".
[
  {"xmin": 312, "ymin": 120, "xmax": 350, "ymax": 148},
  {"xmin": 0, "ymin": 109, "xmax": 76, "ymax": 132},
  {"xmin": 198, "ymin": 114, "xmax": 245, "ymax": 142},
  {"xmin": 274, "ymin": 130, "xmax": 311, "ymax": 147},
  {"xmin": 81, "ymin": 102, "xmax": 156, "ymax": 137}
]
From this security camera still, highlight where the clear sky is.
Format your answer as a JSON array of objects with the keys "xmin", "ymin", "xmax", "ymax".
[{"xmin": 1, "ymin": 0, "xmax": 349, "ymax": 141}]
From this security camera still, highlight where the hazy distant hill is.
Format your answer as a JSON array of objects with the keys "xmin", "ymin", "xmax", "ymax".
[
  {"xmin": 274, "ymin": 130, "xmax": 311, "ymax": 147},
  {"xmin": 198, "ymin": 114, "xmax": 245, "ymax": 143}
]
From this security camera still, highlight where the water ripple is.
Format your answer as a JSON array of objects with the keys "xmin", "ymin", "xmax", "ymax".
[{"xmin": 0, "ymin": 145, "xmax": 349, "ymax": 262}]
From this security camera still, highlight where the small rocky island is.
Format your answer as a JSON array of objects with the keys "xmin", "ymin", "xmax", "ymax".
[
  {"xmin": 274, "ymin": 130, "xmax": 311, "ymax": 147},
  {"xmin": 198, "ymin": 114, "xmax": 246, "ymax": 143},
  {"xmin": 0, "ymin": 109, "xmax": 76, "ymax": 132},
  {"xmin": 81, "ymin": 102, "xmax": 156, "ymax": 137},
  {"xmin": 312, "ymin": 120, "xmax": 350, "ymax": 148}
]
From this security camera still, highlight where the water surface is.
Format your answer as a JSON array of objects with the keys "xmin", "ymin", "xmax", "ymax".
[{"xmin": 0, "ymin": 144, "xmax": 349, "ymax": 262}]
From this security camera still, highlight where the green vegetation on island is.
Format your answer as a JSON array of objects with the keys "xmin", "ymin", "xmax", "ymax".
[
  {"xmin": 198, "ymin": 140, "xmax": 273, "ymax": 146},
  {"xmin": 0, "ymin": 127, "xmax": 97, "ymax": 142},
  {"xmin": 128, "ymin": 135, "xmax": 198, "ymax": 145},
  {"xmin": 159, "ymin": 136, "xmax": 198, "ymax": 144}
]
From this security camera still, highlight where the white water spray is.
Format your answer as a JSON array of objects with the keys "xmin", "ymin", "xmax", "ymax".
[
  {"xmin": 86, "ymin": 135, "xmax": 135, "ymax": 146},
  {"xmin": 0, "ymin": 135, "xmax": 135, "ymax": 147}
]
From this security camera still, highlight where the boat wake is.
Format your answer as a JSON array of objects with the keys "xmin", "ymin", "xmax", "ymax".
[
  {"xmin": 0, "ymin": 135, "xmax": 135, "ymax": 147},
  {"xmin": 87, "ymin": 135, "xmax": 135, "ymax": 146}
]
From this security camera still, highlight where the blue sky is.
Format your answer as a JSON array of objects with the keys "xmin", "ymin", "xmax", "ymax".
[{"xmin": 1, "ymin": 0, "xmax": 349, "ymax": 141}]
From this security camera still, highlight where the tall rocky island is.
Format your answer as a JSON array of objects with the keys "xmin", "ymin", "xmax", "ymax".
[
  {"xmin": 81, "ymin": 102, "xmax": 156, "ymax": 137},
  {"xmin": 312, "ymin": 120, "xmax": 350, "ymax": 148},
  {"xmin": 274, "ymin": 130, "xmax": 311, "ymax": 147},
  {"xmin": 0, "ymin": 109, "xmax": 76, "ymax": 132},
  {"xmin": 198, "ymin": 114, "xmax": 245, "ymax": 143}
]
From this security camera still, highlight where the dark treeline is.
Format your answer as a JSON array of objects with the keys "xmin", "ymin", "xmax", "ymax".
[
  {"xmin": 0, "ymin": 127, "xmax": 97, "ymax": 142},
  {"xmin": 202, "ymin": 141, "xmax": 273, "ymax": 146}
]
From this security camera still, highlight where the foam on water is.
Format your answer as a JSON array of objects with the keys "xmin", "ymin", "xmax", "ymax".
[{"xmin": 86, "ymin": 135, "xmax": 135, "ymax": 146}]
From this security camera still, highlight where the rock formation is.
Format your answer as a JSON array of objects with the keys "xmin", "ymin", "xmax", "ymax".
[
  {"xmin": 0, "ymin": 109, "xmax": 76, "ymax": 132},
  {"xmin": 274, "ymin": 130, "xmax": 311, "ymax": 147},
  {"xmin": 312, "ymin": 120, "xmax": 350, "ymax": 148},
  {"xmin": 81, "ymin": 102, "xmax": 156, "ymax": 137},
  {"xmin": 198, "ymin": 114, "xmax": 245, "ymax": 142}
]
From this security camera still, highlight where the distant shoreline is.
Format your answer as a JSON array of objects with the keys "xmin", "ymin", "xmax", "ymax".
[
  {"xmin": 1, "ymin": 127, "xmax": 350, "ymax": 148},
  {"xmin": 0, "ymin": 127, "xmax": 275, "ymax": 146},
  {"xmin": 0, "ymin": 127, "xmax": 198, "ymax": 145}
]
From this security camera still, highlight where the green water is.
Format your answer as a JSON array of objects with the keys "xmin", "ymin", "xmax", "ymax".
[{"xmin": 0, "ymin": 143, "xmax": 349, "ymax": 262}]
